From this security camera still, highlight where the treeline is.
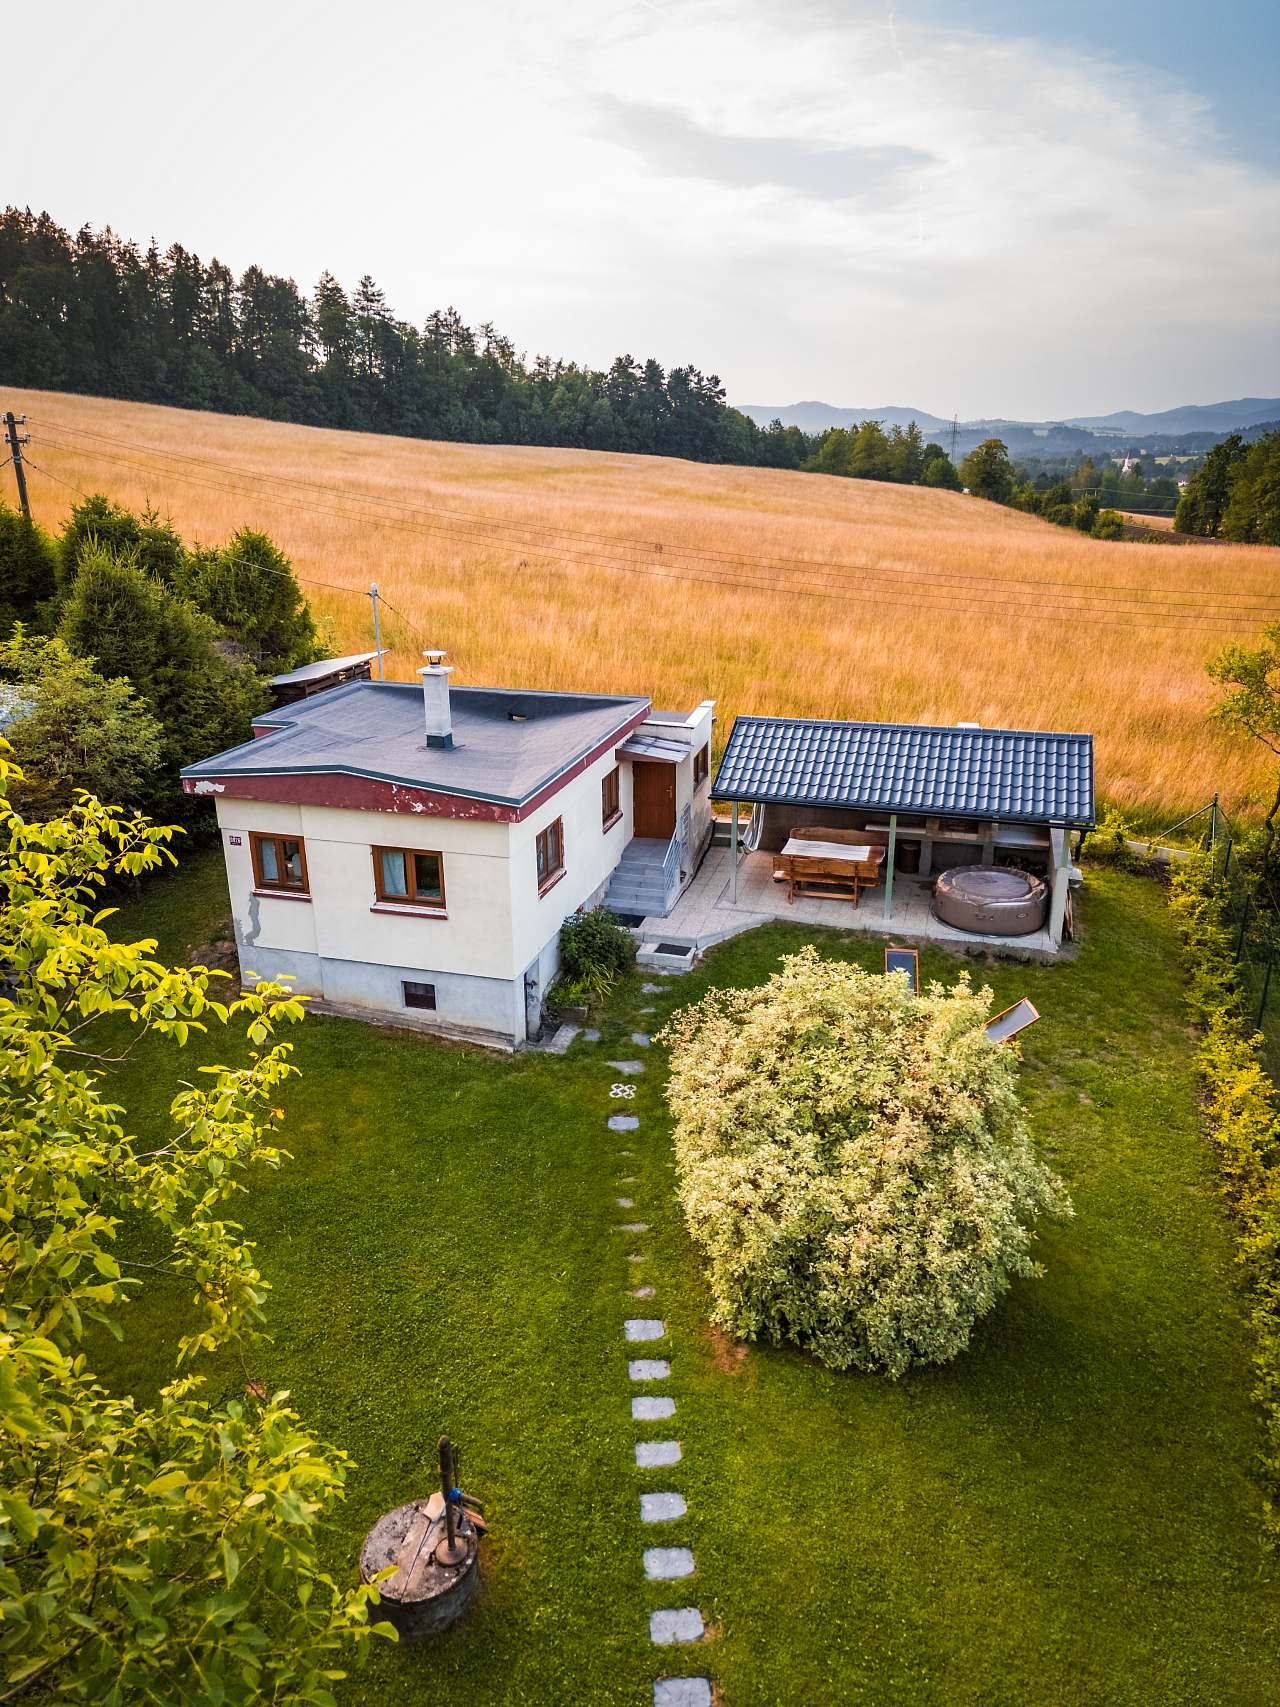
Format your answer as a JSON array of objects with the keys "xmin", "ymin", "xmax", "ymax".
[
  {"xmin": 0, "ymin": 492, "xmax": 318, "ymax": 820},
  {"xmin": 1175, "ymin": 431, "xmax": 1280, "ymax": 544},
  {"xmin": 0, "ymin": 208, "xmax": 957, "ymax": 489},
  {"xmin": 956, "ymin": 439, "xmax": 1125, "ymax": 538}
]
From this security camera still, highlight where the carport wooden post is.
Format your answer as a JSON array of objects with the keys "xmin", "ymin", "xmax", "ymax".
[
  {"xmin": 1048, "ymin": 824, "xmax": 1070, "ymax": 945},
  {"xmin": 882, "ymin": 813, "xmax": 897, "ymax": 918},
  {"xmin": 731, "ymin": 801, "xmax": 739, "ymax": 903}
]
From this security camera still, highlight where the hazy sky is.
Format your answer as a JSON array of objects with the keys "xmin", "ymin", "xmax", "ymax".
[{"xmin": 11, "ymin": 0, "xmax": 1280, "ymax": 417}]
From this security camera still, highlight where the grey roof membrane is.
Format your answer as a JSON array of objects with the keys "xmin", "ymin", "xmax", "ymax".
[
  {"xmin": 711, "ymin": 716, "xmax": 1094, "ymax": 826},
  {"xmin": 183, "ymin": 680, "xmax": 650, "ymax": 806}
]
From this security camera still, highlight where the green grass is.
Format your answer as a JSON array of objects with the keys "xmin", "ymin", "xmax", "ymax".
[{"xmin": 94, "ymin": 851, "xmax": 1280, "ymax": 1705}]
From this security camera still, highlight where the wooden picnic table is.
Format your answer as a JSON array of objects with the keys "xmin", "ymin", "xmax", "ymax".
[{"xmin": 775, "ymin": 836, "xmax": 886, "ymax": 906}]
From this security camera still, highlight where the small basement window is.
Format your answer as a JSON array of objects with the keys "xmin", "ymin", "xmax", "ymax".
[
  {"xmin": 374, "ymin": 846, "xmax": 446, "ymax": 909},
  {"xmin": 602, "ymin": 765, "xmax": 621, "ymax": 830},
  {"xmin": 251, "ymin": 832, "xmax": 308, "ymax": 893},
  {"xmin": 536, "ymin": 816, "xmax": 565, "ymax": 893},
  {"xmin": 402, "ymin": 980, "xmax": 437, "ymax": 1010}
]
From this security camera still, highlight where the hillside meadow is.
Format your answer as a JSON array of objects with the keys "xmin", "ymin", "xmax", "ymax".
[{"xmin": 8, "ymin": 386, "xmax": 1278, "ymax": 823}]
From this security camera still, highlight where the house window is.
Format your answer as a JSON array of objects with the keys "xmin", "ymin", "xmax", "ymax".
[
  {"xmin": 536, "ymin": 817, "xmax": 565, "ymax": 893},
  {"xmin": 693, "ymin": 743, "xmax": 710, "ymax": 788},
  {"xmin": 373, "ymin": 846, "xmax": 446, "ymax": 910},
  {"xmin": 402, "ymin": 980, "xmax": 437, "ymax": 1010},
  {"xmin": 251, "ymin": 832, "xmax": 308, "ymax": 894},
  {"xmin": 602, "ymin": 766, "xmax": 621, "ymax": 830}
]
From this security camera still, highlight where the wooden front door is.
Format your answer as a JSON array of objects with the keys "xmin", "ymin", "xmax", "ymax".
[{"xmin": 632, "ymin": 761, "xmax": 677, "ymax": 839}]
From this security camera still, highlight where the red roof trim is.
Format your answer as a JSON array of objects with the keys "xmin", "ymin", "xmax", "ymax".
[{"xmin": 181, "ymin": 707, "xmax": 650, "ymax": 822}]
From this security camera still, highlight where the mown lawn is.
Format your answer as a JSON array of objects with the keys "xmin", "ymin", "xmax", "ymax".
[{"xmin": 96, "ymin": 851, "xmax": 1280, "ymax": 1705}]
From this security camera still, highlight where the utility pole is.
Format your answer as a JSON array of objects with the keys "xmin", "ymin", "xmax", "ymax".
[
  {"xmin": 3, "ymin": 412, "xmax": 31, "ymax": 522},
  {"xmin": 369, "ymin": 582, "xmax": 385, "ymax": 677},
  {"xmin": 949, "ymin": 415, "xmax": 959, "ymax": 463}
]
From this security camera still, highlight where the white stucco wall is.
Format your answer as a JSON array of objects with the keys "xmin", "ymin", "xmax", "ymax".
[
  {"xmin": 508, "ymin": 743, "xmax": 634, "ymax": 979},
  {"xmin": 208, "ymin": 747, "xmax": 636, "ymax": 1041}
]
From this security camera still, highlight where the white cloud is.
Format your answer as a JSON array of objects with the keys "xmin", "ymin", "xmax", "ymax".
[{"xmin": 11, "ymin": 0, "xmax": 1279, "ymax": 414}]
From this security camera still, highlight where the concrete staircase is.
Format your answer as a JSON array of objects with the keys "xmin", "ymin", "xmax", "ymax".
[{"xmin": 604, "ymin": 837, "xmax": 675, "ymax": 919}]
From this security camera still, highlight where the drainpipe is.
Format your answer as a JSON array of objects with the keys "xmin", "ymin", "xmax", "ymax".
[
  {"xmin": 883, "ymin": 813, "xmax": 898, "ymax": 919},
  {"xmin": 731, "ymin": 802, "xmax": 739, "ymax": 904}
]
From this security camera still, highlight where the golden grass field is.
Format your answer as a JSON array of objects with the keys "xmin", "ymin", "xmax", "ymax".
[{"xmin": 8, "ymin": 386, "xmax": 1278, "ymax": 823}]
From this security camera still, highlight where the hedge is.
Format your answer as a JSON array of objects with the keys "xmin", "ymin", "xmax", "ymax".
[{"xmin": 1169, "ymin": 853, "xmax": 1280, "ymax": 1543}]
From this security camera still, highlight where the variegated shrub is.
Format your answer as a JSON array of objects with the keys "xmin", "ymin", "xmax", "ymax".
[{"xmin": 660, "ymin": 948, "xmax": 1070, "ymax": 1376}]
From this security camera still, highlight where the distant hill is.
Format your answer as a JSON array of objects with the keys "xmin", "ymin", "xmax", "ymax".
[
  {"xmin": 738, "ymin": 396, "xmax": 1280, "ymax": 441},
  {"xmin": 738, "ymin": 400, "xmax": 954, "ymax": 434},
  {"xmin": 1065, "ymin": 398, "xmax": 1280, "ymax": 435}
]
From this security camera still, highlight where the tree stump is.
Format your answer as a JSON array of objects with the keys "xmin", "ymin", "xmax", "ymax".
[{"xmin": 359, "ymin": 1492, "xmax": 480, "ymax": 1640}]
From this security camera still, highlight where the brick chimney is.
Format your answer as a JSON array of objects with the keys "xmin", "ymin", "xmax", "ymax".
[{"xmin": 417, "ymin": 648, "xmax": 453, "ymax": 748}]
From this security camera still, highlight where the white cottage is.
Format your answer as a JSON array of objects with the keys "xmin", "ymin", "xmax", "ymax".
[{"xmin": 182, "ymin": 652, "xmax": 714, "ymax": 1048}]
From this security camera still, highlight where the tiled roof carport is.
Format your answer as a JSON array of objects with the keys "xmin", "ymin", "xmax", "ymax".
[{"xmin": 710, "ymin": 717, "xmax": 1094, "ymax": 827}]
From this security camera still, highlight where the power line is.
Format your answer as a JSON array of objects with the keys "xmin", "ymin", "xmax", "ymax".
[
  {"xmin": 29, "ymin": 430, "xmax": 1274, "ymax": 633},
  {"xmin": 31, "ymin": 412, "xmax": 1273, "ymax": 609},
  {"xmin": 22, "ymin": 423, "xmax": 1275, "ymax": 637}
]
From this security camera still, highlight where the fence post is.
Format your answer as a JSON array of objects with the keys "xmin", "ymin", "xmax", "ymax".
[
  {"xmin": 1208, "ymin": 792, "xmax": 1219, "ymax": 849},
  {"xmin": 1258, "ymin": 946, "xmax": 1273, "ymax": 1030},
  {"xmin": 1235, "ymin": 892, "xmax": 1252, "ymax": 960}
]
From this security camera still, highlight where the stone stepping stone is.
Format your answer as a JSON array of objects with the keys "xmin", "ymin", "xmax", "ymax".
[
  {"xmin": 616, "ymin": 1197, "xmax": 635, "ymax": 1209},
  {"xmin": 628, "ymin": 1359, "xmax": 670, "ymax": 1381},
  {"xmin": 625, "ymin": 1319, "xmax": 665, "ymax": 1342},
  {"xmin": 630, "ymin": 1284, "xmax": 655, "ymax": 1299},
  {"xmin": 636, "ymin": 1440, "xmax": 682, "ymax": 1468},
  {"xmin": 633, "ymin": 1395, "xmax": 675, "ymax": 1421},
  {"xmin": 617, "ymin": 1222, "xmax": 649, "ymax": 1234},
  {"xmin": 608, "ymin": 1060, "xmax": 646, "ymax": 1075},
  {"xmin": 644, "ymin": 1545, "xmax": 694, "ymax": 1580},
  {"xmin": 641, "ymin": 983, "xmax": 665, "ymax": 994},
  {"xmin": 639, "ymin": 1005, "xmax": 657, "ymax": 1014},
  {"xmin": 627, "ymin": 1252, "xmax": 645, "ymax": 1263},
  {"xmin": 640, "ymin": 1491, "xmax": 687, "ymax": 1523},
  {"xmin": 583, "ymin": 1028, "xmax": 601, "ymax": 1043},
  {"xmin": 618, "ymin": 1174, "xmax": 638, "ymax": 1182},
  {"xmin": 654, "ymin": 1677, "xmax": 711, "ymax": 1706},
  {"xmin": 650, "ymin": 1608, "xmax": 704, "ymax": 1646},
  {"xmin": 608, "ymin": 1113, "xmax": 639, "ymax": 1131},
  {"xmin": 631, "ymin": 1032, "xmax": 651, "ymax": 1047}
]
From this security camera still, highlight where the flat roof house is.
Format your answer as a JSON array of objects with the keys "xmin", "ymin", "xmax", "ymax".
[{"xmin": 182, "ymin": 652, "xmax": 715, "ymax": 1048}]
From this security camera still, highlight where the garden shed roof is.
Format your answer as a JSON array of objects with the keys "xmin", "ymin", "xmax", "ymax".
[{"xmin": 711, "ymin": 716, "xmax": 1094, "ymax": 827}]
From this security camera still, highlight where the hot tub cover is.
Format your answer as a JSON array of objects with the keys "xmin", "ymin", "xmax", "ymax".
[{"xmin": 933, "ymin": 867, "xmax": 1048, "ymax": 936}]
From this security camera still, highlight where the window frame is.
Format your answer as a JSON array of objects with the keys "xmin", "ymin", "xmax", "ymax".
[
  {"xmin": 372, "ymin": 845, "xmax": 447, "ymax": 912},
  {"xmin": 402, "ymin": 980, "xmax": 437, "ymax": 1010},
  {"xmin": 535, "ymin": 816, "xmax": 566, "ymax": 895},
  {"xmin": 693, "ymin": 743, "xmax": 710, "ymax": 789},
  {"xmin": 601, "ymin": 765, "xmax": 622, "ymax": 831},
  {"xmin": 250, "ymin": 831, "xmax": 310, "ymax": 896}
]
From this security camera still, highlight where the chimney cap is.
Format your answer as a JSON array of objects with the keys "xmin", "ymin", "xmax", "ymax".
[{"xmin": 421, "ymin": 647, "xmax": 450, "ymax": 670}]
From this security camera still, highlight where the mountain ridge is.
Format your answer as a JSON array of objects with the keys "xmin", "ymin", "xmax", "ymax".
[{"xmin": 737, "ymin": 396, "xmax": 1280, "ymax": 438}]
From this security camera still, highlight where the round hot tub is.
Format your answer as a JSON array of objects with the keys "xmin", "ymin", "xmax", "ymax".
[{"xmin": 933, "ymin": 866, "xmax": 1048, "ymax": 936}]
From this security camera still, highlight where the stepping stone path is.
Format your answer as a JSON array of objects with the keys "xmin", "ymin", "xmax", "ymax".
[
  {"xmin": 654, "ymin": 1680, "xmax": 712, "ymax": 1707},
  {"xmin": 640, "ymin": 1491, "xmax": 688, "ymax": 1524},
  {"xmin": 651, "ymin": 1608, "xmax": 704, "ymax": 1645},
  {"xmin": 603, "ymin": 1058, "xmax": 711, "ymax": 1705},
  {"xmin": 583, "ymin": 1028, "xmax": 602, "ymax": 1043},
  {"xmin": 636, "ymin": 1440, "xmax": 681, "ymax": 1468},
  {"xmin": 631, "ymin": 1032, "xmax": 652, "ymax": 1047}
]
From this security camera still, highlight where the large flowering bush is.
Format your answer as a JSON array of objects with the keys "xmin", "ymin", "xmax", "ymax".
[{"xmin": 660, "ymin": 948, "xmax": 1071, "ymax": 1376}]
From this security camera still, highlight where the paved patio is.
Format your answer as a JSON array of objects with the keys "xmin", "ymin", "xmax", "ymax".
[{"xmin": 641, "ymin": 846, "xmax": 1062, "ymax": 961}]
